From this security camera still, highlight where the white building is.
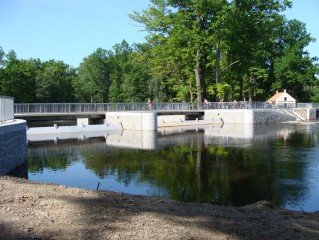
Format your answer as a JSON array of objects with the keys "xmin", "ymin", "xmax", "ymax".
[{"xmin": 267, "ymin": 89, "xmax": 296, "ymax": 108}]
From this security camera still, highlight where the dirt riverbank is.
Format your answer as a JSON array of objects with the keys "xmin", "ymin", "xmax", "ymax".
[{"xmin": 1, "ymin": 176, "xmax": 319, "ymax": 239}]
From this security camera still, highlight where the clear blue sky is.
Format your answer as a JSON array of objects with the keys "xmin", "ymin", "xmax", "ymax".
[
  {"xmin": 0, "ymin": 0, "xmax": 318, "ymax": 68},
  {"xmin": 284, "ymin": 0, "xmax": 319, "ymax": 60},
  {"xmin": 0, "ymin": 0, "xmax": 150, "ymax": 67}
]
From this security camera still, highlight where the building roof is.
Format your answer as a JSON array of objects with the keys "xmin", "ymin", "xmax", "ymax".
[
  {"xmin": 267, "ymin": 90, "xmax": 296, "ymax": 103},
  {"xmin": 267, "ymin": 92, "xmax": 285, "ymax": 102}
]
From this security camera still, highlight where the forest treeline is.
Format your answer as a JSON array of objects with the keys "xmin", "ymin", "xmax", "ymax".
[{"xmin": 1, "ymin": 0, "xmax": 318, "ymax": 104}]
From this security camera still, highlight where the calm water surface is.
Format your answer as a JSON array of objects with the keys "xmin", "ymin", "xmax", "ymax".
[{"xmin": 26, "ymin": 123, "xmax": 319, "ymax": 212}]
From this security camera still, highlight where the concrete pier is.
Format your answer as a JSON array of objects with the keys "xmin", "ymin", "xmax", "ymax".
[{"xmin": 105, "ymin": 112, "xmax": 157, "ymax": 131}]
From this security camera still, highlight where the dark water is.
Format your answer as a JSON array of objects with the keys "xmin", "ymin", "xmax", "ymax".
[{"xmin": 26, "ymin": 123, "xmax": 319, "ymax": 212}]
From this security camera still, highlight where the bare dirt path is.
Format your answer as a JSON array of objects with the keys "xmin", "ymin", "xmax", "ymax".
[{"xmin": 1, "ymin": 176, "xmax": 319, "ymax": 239}]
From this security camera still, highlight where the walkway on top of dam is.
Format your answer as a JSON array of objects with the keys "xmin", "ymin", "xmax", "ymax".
[
  {"xmin": 14, "ymin": 102, "xmax": 203, "ymax": 120},
  {"xmin": 13, "ymin": 101, "xmax": 317, "ymax": 120}
]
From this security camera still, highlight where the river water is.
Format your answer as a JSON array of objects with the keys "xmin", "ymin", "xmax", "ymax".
[{"xmin": 26, "ymin": 123, "xmax": 319, "ymax": 212}]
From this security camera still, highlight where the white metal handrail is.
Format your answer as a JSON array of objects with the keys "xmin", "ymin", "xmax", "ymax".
[
  {"xmin": 13, "ymin": 101, "xmax": 306, "ymax": 115},
  {"xmin": 14, "ymin": 102, "xmax": 191, "ymax": 114},
  {"xmin": 297, "ymin": 103, "xmax": 319, "ymax": 109}
]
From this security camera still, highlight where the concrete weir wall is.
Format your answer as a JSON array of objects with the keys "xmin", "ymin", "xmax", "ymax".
[
  {"xmin": 0, "ymin": 120, "xmax": 27, "ymax": 175},
  {"xmin": 105, "ymin": 109, "xmax": 299, "ymax": 131},
  {"xmin": 105, "ymin": 112, "xmax": 157, "ymax": 130},
  {"xmin": 204, "ymin": 109, "xmax": 253, "ymax": 124},
  {"xmin": 204, "ymin": 109, "xmax": 297, "ymax": 124}
]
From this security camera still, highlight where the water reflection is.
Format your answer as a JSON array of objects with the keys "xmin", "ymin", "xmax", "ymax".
[
  {"xmin": 105, "ymin": 130, "xmax": 158, "ymax": 150},
  {"xmin": 26, "ymin": 123, "xmax": 319, "ymax": 212}
]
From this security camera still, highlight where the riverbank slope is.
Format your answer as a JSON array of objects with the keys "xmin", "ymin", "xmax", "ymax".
[{"xmin": 1, "ymin": 176, "xmax": 319, "ymax": 239}]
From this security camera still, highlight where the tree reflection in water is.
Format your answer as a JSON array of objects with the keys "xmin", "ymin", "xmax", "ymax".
[{"xmin": 26, "ymin": 123, "xmax": 319, "ymax": 212}]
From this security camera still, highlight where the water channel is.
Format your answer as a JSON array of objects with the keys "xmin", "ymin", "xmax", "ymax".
[{"xmin": 25, "ymin": 123, "xmax": 319, "ymax": 212}]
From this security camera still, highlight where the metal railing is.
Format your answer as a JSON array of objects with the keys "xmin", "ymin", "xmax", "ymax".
[
  {"xmin": 13, "ymin": 101, "xmax": 304, "ymax": 115},
  {"xmin": 199, "ymin": 101, "xmax": 296, "ymax": 110},
  {"xmin": 0, "ymin": 96, "xmax": 14, "ymax": 122},
  {"xmin": 297, "ymin": 103, "xmax": 319, "ymax": 109},
  {"xmin": 14, "ymin": 102, "xmax": 191, "ymax": 114}
]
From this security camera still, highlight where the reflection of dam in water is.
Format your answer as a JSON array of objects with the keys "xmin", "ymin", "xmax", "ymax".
[
  {"xmin": 28, "ymin": 124, "xmax": 297, "ymax": 158},
  {"xmin": 158, "ymin": 124, "xmax": 296, "ymax": 147},
  {"xmin": 102, "ymin": 124, "xmax": 297, "ymax": 150},
  {"xmin": 105, "ymin": 130, "xmax": 158, "ymax": 150},
  {"xmin": 203, "ymin": 123, "xmax": 296, "ymax": 147}
]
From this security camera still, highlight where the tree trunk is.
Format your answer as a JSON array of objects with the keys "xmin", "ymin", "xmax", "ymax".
[
  {"xmin": 189, "ymin": 81, "xmax": 194, "ymax": 110},
  {"xmin": 239, "ymin": 80, "xmax": 244, "ymax": 101},
  {"xmin": 215, "ymin": 28, "xmax": 221, "ymax": 101},
  {"xmin": 249, "ymin": 76, "xmax": 254, "ymax": 103},
  {"xmin": 194, "ymin": 47, "xmax": 202, "ymax": 106}
]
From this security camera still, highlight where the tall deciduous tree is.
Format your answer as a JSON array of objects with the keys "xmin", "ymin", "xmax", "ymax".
[
  {"xmin": 108, "ymin": 41, "xmax": 133, "ymax": 102},
  {"xmin": 225, "ymin": 0, "xmax": 292, "ymax": 101},
  {"xmin": 272, "ymin": 19, "xmax": 319, "ymax": 101},
  {"xmin": 108, "ymin": 41, "xmax": 151, "ymax": 103},
  {"xmin": 121, "ymin": 48, "xmax": 150, "ymax": 102},
  {"xmin": 131, "ymin": 0, "xmax": 228, "ymax": 104},
  {"xmin": 36, "ymin": 60, "xmax": 76, "ymax": 102},
  {"xmin": 0, "ymin": 50, "xmax": 41, "ymax": 102},
  {"xmin": 75, "ymin": 48, "xmax": 111, "ymax": 103}
]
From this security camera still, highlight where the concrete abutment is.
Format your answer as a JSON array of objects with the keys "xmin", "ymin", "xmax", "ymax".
[{"xmin": 0, "ymin": 120, "xmax": 27, "ymax": 175}]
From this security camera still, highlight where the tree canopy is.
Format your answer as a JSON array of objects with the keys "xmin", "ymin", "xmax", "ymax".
[{"xmin": 0, "ymin": 0, "xmax": 318, "ymax": 103}]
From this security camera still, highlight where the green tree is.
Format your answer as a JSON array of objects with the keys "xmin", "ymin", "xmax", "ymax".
[
  {"xmin": 108, "ymin": 41, "xmax": 151, "ymax": 103},
  {"xmin": 121, "ymin": 50, "xmax": 150, "ymax": 102},
  {"xmin": 272, "ymin": 19, "xmax": 319, "ymax": 101},
  {"xmin": 0, "ymin": 47, "xmax": 5, "ymax": 88},
  {"xmin": 224, "ymin": 0, "xmax": 292, "ymax": 101},
  {"xmin": 130, "ymin": 0, "xmax": 228, "ymax": 104},
  {"xmin": 308, "ymin": 86, "xmax": 319, "ymax": 102},
  {"xmin": 36, "ymin": 60, "xmax": 76, "ymax": 102},
  {"xmin": 131, "ymin": 0, "xmax": 315, "ymax": 104},
  {"xmin": 108, "ymin": 41, "xmax": 130, "ymax": 102},
  {"xmin": 75, "ymin": 48, "xmax": 111, "ymax": 103},
  {"xmin": 0, "ymin": 50, "xmax": 41, "ymax": 102}
]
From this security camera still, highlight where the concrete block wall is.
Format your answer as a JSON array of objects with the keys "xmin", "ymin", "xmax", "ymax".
[
  {"xmin": 105, "ymin": 112, "xmax": 157, "ymax": 130},
  {"xmin": 158, "ymin": 115, "xmax": 186, "ymax": 127},
  {"xmin": 0, "ymin": 120, "xmax": 27, "ymax": 174},
  {"xmin": 253, "ymin": 110, "xmax": 297, "ymax": 123},
  {"xmin": 204, "ymin": 110, "xmax": 254, "ymax": 124},
  {"xmin": 204, "ymin": 109, "xmax": 297, "ymax": 124},
  {"xmin": 293, "ymin": 108, "xmax": 317, "ymax": 120}
]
